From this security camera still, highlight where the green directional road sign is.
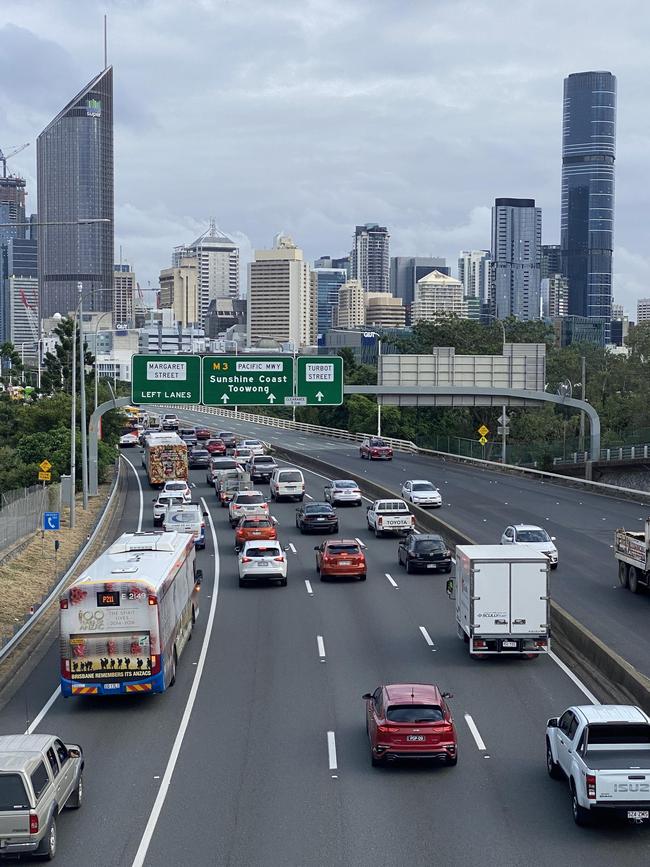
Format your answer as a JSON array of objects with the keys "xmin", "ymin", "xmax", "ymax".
[
  {"xmin": 202, "ymin": 355, "xmax": 294, "ymax": 406},
  {"xmin": 131, "ymin": 354, "xmax": 201, "ymax": 404},
  {"xmin": 296, "ymin": 356, "xmax": 344, "ymax": 406}
]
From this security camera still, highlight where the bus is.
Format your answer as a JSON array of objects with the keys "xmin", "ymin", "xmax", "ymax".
[
  {"xmin": 142, "ymin": 432, "xmax": 188, "ymax": 487},
  {"xmin": 59, "ymin": 531, "xmax": 202, "ymax": 697}
]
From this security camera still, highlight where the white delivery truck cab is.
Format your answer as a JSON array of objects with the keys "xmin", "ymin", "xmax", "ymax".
[{"xmin": 452, "ymin": 545, "xmax": 550, "ymax": 657}]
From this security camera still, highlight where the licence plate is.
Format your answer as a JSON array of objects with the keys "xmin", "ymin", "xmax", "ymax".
[
  {"xmin": 407, "ymin": 735, "xmax": 425, "ymax": 742},
  {"xmin": 628, "ymin": 810, "xmax": 649, "ymax": 820},
  {"xmin": 104, "ymin": 683, "xmax": 120, "ymax": 690},
  {"xmin": 427, "ymin": 564, "xmax": 437, "ymax": 569},
  {"xmin": 339, "ymin": 561, "xmax": 351, "ymax": 566},
  {"xmin": 502, "ymin": 640, "xmax": 517, "ymax": 648},
  {"xmin": 256, "ymin": 560, "xmax": 269, "ymax": 567}
]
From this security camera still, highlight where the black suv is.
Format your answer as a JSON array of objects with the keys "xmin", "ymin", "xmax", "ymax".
[
  {"xmin": 295, "ymin": 502, "xmax": 338, "ymax": 534},
  {"xmin": 397, "ymin": 534, "xmax": 452, "ymax": 573},
  {"xmin": 247, "ymin": 454, "xmax": 278, "ymax": 482}
]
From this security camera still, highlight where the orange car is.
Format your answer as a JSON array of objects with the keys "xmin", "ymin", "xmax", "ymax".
[
  {"xmin": 235, "ymin": 515, "xmax": 278, "ymax": 552},
  {"xmin": 315, "ymin": 539, "xmax": 366, "ymax": 581}
]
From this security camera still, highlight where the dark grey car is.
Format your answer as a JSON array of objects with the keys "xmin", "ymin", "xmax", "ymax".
[{"xmin": 189, "ymin": 448, "xmax": 210, "ymax": 469}]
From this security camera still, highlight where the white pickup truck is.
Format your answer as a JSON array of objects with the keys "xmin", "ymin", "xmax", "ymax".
[
  {"xmin": 366, "ymin": 499, "xmax": 415, "ymax": 538},
  {"xmin": 546, "ymin": 704, "xmax": 650, "ymax": 825}
]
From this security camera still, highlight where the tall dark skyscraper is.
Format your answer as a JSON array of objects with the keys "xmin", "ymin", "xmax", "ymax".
[
  {"xmin": 350, "ymin": 223, "xmax": 390, "ymax": 293},
  {"xmin": 37, "ymin": 67, "xmax": 113, "ymax": 317},
  {"xmin": 561, "ymin": 71, "xmax": 616, "ymax": 324},
  {"xmin": 491, "ymin": 198, "xmax": 542, "ymax": 321}
]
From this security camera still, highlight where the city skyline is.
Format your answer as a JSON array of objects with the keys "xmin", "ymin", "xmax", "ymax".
[{"xmin": 1, "ymin": 1, "xmax": 648, "ymax": 313}]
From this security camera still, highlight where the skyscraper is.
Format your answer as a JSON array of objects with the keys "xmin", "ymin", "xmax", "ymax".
[
  {"xmin": 457, "ymin": 251, "xmax": 490, "ymax": 302},
  {"xmin": 540, "ymin": 244, "xmax": 562, "ymax": 280},
  {"xmin": 561, "ymin": 71, "xmax": 616, "ymax": 324},
  {"xmin": 350, "ymin": 223, "xmax": 390, "ymax": 293},
  {"xmin": 390, "ymin": 256, "xmax": 449, "ymax": 308},
  {"xmin": 37, "ymin": 66, "xmax": 113, "ymax": 317},
  {"xmin": 113, "ymin": 263, "xmax": 136, "ymax": 329},
  {"xmin": 173, "ymin": 220, "xmax": 239, "ymax": 325},
  {"xmin": 491, "ymin": 198, "xmax": 542, "ymax": 320},
  {"xmin": 247, "ymin": 235, "xmax": 316, "ymax": 348},
  {"xmin": 0, "ymin": 175, "xmax": 27, "ymax": 245},
  {"xmin": 313, "ymin": 267, "xmax": 347, "ymax": 334},
  {"xmin": 0, "ymin": 237, "xmax": 38, "ymax": 344}
]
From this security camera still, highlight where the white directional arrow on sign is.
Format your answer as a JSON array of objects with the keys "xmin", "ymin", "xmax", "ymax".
[
  {"xmin": 267, "ymin": 393, "xmax": 276, "ymax": 404},
  {"xmin": 315, "ymin": 391, "xmax": 324, "ymax": 402},
  {"xmin": 221, "ymin": 394, "xmax": 230, "ymax": 404}
]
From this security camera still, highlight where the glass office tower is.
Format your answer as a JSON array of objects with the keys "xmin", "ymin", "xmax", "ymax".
[
  {"xmin": 37, "ymin": 67, "xmax": 113, "ymax": 317},
  {"xmin": 561, "ymin": 71, "xmax": 616, "ymax": 324}
]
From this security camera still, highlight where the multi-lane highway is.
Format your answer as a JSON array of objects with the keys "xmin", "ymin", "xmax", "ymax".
[
  {"xmin": 173, "ymin": 408, "xmax": 650, "ymax": 678},
  {"xmin": 2, "ymin": 434, "xmax": 650, "ymax": 865}
]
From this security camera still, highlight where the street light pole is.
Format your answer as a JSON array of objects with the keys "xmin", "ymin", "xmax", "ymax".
[
  {"xmin": 93, "ymin": 310, "xmax": 112, "ymax": 409},
  {"xmin": 376, "ymin": 336, "xmax": 382, "ymax": 437},
  {"xmin": 78, "ymin": 284, "xmax": 89, "ymax": 511},
  {"xmin": 70, "ymin": 309, "xmax": 77, "ymax": 529}
]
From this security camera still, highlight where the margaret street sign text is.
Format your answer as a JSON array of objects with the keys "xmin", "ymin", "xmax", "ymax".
[
  {"xmin": 131, "ymin": 354, "xmax": 201, "ymax": 404},
  {"xmin": 202, "ymin": 356, "xmax": 294, "ymax": 406}
]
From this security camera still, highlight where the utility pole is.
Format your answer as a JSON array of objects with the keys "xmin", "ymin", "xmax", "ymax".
[
  {"xmin": 79, "ymin": 285, "xmax": 89, "ymax": 510},
  {"xmin": 578, "ymin": 355, "xmax": 586, "ymax": 455}
]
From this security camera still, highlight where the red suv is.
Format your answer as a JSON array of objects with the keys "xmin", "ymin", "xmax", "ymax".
[
  {"xmin": 360, "ymin": 437, "xmax": 393, "ymax": 460},
  {"xmin": 363, "ymin": 683, "xmax": 457, "ymax": 766},
  {"xmin": 205, "ymin": 438, "xmax": 227, "ymax": 455},
  {"xmin": 315, "ymin": 539, "xmax": 366, "ymax": 581}
]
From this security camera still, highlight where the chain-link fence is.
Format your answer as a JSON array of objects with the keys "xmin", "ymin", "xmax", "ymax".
[{"xmin": 0, "ymin": 483, "xmax": 61, "ymax": 557}]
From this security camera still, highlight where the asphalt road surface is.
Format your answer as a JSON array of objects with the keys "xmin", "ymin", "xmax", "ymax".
[
  {"xmin": 172, "ymin": 408, "xmax": 650, "ymax": 678},
  {"xmin": 2, "ymin": 438, "xmax": 650, "ymax": 866}
]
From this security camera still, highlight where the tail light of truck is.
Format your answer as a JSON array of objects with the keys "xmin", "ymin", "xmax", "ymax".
[
  {"xmin": 148, "ymin": 594, "xmax": 158, "ymax": 606},
  {"xmin": 410, "ymin": 516, "xmax": 415, "ymax": 527},
  {"xmin": 29, "ymin": 813, "xmax": 38, "ymax": 835},
  {"xmin": 60, "ymin": 598, "xmax": 68, "ymax": 609},
  {"xmin": 378, "ymin": 516, "xmax": 383, "ymax": 527},
  {"xmin": 534, "ymin": 639, "xmax": 547, "ymax": 648},
  {"xmin": 586, "ymin": 774, "xmax": 597, "ymax": 799},
  {"xmin": 473, "ymin": 639, "xmax": 487, "ymax": 649}
]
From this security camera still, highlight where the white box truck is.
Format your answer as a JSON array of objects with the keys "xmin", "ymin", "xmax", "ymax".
[{"xmin": 449, "ymin": 545, "xmax": 550, "ymax": 657}]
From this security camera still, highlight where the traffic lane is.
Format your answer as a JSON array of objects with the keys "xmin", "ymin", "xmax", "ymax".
[
  {"xmin": 142, "ymin": 471, "xmax": 346, "ymax": 867},
  {"xmin": 26, "ymin": 462, "xmax": 217, "ymax": 867},
  {"xmin": 304, "ymin": 499, "xmax": 650, "ymax": 863},
  {"xmin": 0, "ymin": 461, "xmax": 145, "ymax": 733}
]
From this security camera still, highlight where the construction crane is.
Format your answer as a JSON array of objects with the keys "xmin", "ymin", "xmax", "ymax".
[
  {"xmin": 19, "ymin": 288, "xmax": 39, "ymax": 341},
  {"xmin": 0, "ymin": 143, "xmax": 29, "ymax": 178}
]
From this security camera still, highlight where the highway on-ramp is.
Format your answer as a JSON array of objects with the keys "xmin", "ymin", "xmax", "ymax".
[{"xmin": 2, "ymin": 441, "xmax": 650, "ymax": 864}]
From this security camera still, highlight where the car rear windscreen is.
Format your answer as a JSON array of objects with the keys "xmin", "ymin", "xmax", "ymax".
[
  {"xmin": 243, "ymin": 519, "xmax": 272, "ymax": 528},
  {"xmin": 191, "ymin": 450, "xmax": 209, "ymax": 457},
  {"xmin": 0, "ymin": 774, "xmax": 30, "ymax": 810},
  {"xmin": 587, "ymin": 724, "xmax": 650, "ymax": 744},
  {"xmin": 255, "ymin": 456, "xmax": 274, "ymax": 464},
  {"xmin": 334, "ymin": 481, "xmax": 356, "ymax": 488},
  {"xmin": 237, "ymin": 493, "xmax": 265, "ymax": 504},
  {"xmin": 387, "ymin": 705, "xmax": 444, "ymax": 723},
  {"xmin": 214, "ymin": 460, "xmax": 238, "ymax": 469},
  {"xmin": 327, "ymin": 544, "xmax": 360, "ymax": 555},
  {"xmin": 280, "ymin": 471, "xmax": 302, "ymax": 482},
  {"xmin": 247, "ymin": 546, "xmax": 280, "ymax": 557},
  {"xmin": 414, "ymin": 540, "xmax": 445, "ymax": 553}
]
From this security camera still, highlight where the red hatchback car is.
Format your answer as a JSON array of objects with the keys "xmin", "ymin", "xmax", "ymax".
[
  {"xmin": 195, "ymin": 427, "xmax": 212, "ymax": 441},
  {"xmin": 363, "ymin": 683, "xmax": 457, "ymax": 766},
  {"xmin": 315, "ymin": 539, "xmax": 366, "ymax": 581},
  {"xmin": 360, "ymin": 437, "xmax": 393, "ymax": 460},
  {"xmin": 205, "ymin": 438, "xmax": 227, "ymax": 455}
]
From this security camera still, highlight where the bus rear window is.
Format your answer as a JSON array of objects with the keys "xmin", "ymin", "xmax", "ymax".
[{"xmin": 0, "ymin": 774, "xmax": 29, "ymax": 810}]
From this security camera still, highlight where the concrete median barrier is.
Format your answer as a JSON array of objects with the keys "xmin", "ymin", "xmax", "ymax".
[{"xmin": 273, "ymin": 442, "xmax": 650, "ymax": 709}]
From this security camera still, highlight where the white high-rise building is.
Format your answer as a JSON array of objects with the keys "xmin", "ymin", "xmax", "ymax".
[
  {"xmin": 113, "ymin": 264, "xmax": 135, "ymax": 329},
  {"xmin": 458, "ymin": 250, "xmax": 490, "ymax": 302},
  {"xmin": 411, "ymin": 270, "xmax": 468, "ymax": 323},
  {"xmin": 247, "ymin": 235, "xmax": 316, "ymax": 348},
  {"xmin": 174, "ymin": 220, "xmax": 239, "ymax": 326},
  {"xmin": 159, "ymin": 257, "xmax": 199, "ymax": 327},
  {"xmin": 637, "ymin": 298, "xmax": 650, "ymax": 323},
  {"xmin": 335, "ymin": 279, "xmax": 365, "ymax": 329},
  {"xmin": 350, "ymin": 223, "xmax": 390, "ymax": 292}
]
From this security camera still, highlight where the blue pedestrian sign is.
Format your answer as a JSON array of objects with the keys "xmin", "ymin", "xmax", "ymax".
[{"xmin": 43, "ymin": 512, "xmax": 60, "ymax": 531}]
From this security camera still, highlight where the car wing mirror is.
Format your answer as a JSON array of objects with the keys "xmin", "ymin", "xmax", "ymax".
[
  {"xmin": 362, "ymin": 693, "xmax": 373, "ymax": 700},
  {"xmin": 445, "ymin": 578, "xmax": 455, "ymax": 600},
  {"xmin": 283, "ymin": 545, "xmax": 290, "ymax": 551},
  {"xmin": 551, "ymin": 536, "xmax": 557, "ymax": 541},
  {"xmin": 203, "ymin": 511, "xmax": 209, "ymax": 518},
  {"xmin": 441, "ymin": 692, "xmax": 454, "ymax": 699},
  {"xmin": 314, "ymin": 546, "xmax": 319, "ymax": 551},
  {"xmin": 68, "ymin": 747, "xmax": 81, "ymax": 759},
  {"xmin": 547, "ymin": 717, "xmax": 559, "ymax": 728}
]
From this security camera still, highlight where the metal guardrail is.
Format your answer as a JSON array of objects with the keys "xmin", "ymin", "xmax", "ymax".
[
  {"xmin": 0, "ymin": 460, "xmax": 123, "ymax": 663},
  {"xmin": 554, "ymin": 444, "xmax": 650, "ymax": 466}
]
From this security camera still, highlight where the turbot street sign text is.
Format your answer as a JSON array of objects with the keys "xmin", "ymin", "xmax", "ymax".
[
  {"xmin": 202, "ymin": 356, "xmax": 294, "ymax": 406},
  {"xmin": 296, "ymin": 356, "xmax": 343, "ymax": 406},
  {"xmin": 131, "ymin": 355, "xmax": 201, "ymax": 404}
]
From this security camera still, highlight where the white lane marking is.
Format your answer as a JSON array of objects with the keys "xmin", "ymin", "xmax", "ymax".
[
  {"xmin": 327, "ymin": 731, "xmax": 338, "ymax": 770},
  {"xmin": 464, "ymin": 714, "xmax": 487, "ymax": 751},
  {"xmin": 304, "ymin": 493, "xmax": 313, "ymax": 499},
  {"xmin": 412, "ymin": 528, "xmax": 420, "ymax": 534},
  {"xmin": 419, "ymin": 626, "xmax": 435, "ymax": 647},
  {"xmin": 305, "ymin": 579, "xmax": 314, "ymax": 596},
  {"xmin": 25, "ymin": 686, "xmax": 61, "ymax": 734},
  {"xmin": 191, "ymin": 482, "xmax": 196, "ymax": 488},
  {"xmin": 385, "ymin": 572, "xmax": 399, "ymax": 589},
  {"xmin": 317, "ymin": 635, "xmax": 326, "ymax": 660},
  {"xmin": 121, "ymin": 454, "xmax": 143, "ymax": 532},
  {"xmin": 549, "ymin": 650, "xmax": 600, "ymax": 704},
  {"xmin": 354, "ymin": 537, "xmax": 366, "ymax": 549},
  {"xmin": 131, "ymin": 497, "xmax": 221, "ymax": 867},
  {"xmin": 289, "ymin": 542, "xmax": 297, "ymax": 554}
]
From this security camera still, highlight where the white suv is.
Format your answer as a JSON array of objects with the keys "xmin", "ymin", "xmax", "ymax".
[
  {"xmin": 238, "ymin": 540, "xmax": 287, "ymax": 587},
  {"xmin": 501, "ymin": 524, "xmax": 558, "ymax": 568},
  {"xmin": 228, "ymin": 491, "xmax": 269, "ymax": 527},
  {"xmin": 162, "ymin": 480, "xmax": 192, "ymax": 503}
]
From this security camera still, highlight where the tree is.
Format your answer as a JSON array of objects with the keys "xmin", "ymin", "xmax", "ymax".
[
  {"xmin": 40, "ymin": 317, "xmax": 95, "ymax": 395},
  {"xmin": 0, "ymin": 341, "xmax": 23, "ymax": 384}
]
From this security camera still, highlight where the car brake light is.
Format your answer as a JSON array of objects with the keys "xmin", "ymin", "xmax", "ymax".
[
  {"xmin": 29, "ymin": 813, "xmax": 38, "ymax": 834},
  {"xmin": 241, "ymin": 556, "xmax": 252, "ymax": 563},
  {"xmin": 378, "ymin": 516, "xmax": 383, "ymax": 526},
  {"xmin": 148, "ymin": 594, "xmax": 158, "ymax": 606},
  {"xmin": 474, "ymin": 639, "xmax": 487, "ymax": 648},
  {"xmin": 60, "ymin": 599, "xmax": 68, "ymax": 609},
  {"xmin": 586, "ymin": 774, "xmax": 597, "ymax": 799},
  {"xmin": 273, "ymin": 556, "xmax": 285, "ymax": 562},
  {"xmin": 535, "ymin": 639, "xmax": 547, "ymax": 647}
]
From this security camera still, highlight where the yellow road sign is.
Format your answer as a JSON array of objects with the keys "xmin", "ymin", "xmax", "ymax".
[
  {"xmin": 479, "ymin": 436, "xmax": 488, "ymax": 446},
  {"xmin": 477, "ymin": 424, "xmax": 489, "ymax": 437},
  {"xmin": 39, "ymin": 459, "xmax": 52, "ymax": 473},
  {"xmin": 38, "ymin": 471, "xmax": 51, "ymax": 481}
]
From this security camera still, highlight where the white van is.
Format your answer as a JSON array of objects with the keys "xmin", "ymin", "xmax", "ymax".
[{"xmin": 270, "ymin": 467, "xmax": 305, "ymax": 502}]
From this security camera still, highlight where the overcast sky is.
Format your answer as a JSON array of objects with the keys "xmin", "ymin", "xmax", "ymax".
[{"xmin": 1, "ymin": 0, "xmax": 648, "ymax": 312}]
